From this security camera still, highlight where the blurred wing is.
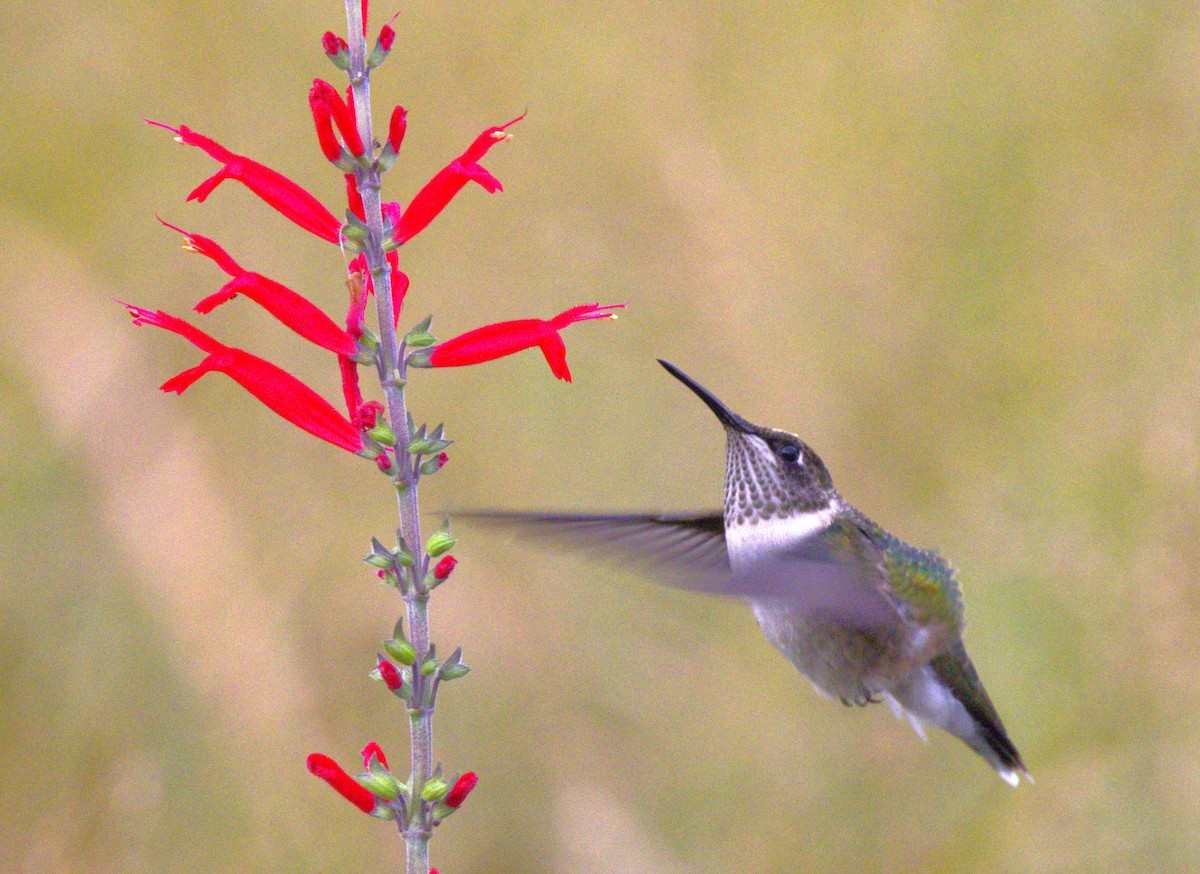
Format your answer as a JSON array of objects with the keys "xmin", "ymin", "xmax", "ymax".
[
  {"xmin": 457, "ymin": 510, "xmax": 902, "ymax": 629},
  {"xmin": 457, "ymin": 510, "xmax": 730, "ymax": 576}
]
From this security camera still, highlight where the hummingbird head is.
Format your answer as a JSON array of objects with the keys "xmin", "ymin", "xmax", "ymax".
[{"xmin": 657, "ymin": 360, "xmax": 837, "ymax": 535}]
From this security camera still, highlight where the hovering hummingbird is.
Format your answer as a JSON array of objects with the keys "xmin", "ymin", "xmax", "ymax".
[{"xmin": 465, "ymin": 359, "xmax": 1027, "ymax": 785}]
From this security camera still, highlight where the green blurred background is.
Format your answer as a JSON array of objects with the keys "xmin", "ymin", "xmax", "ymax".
[{"xmin": 2, "ymin": 1, "xmax": 1198, "ymax": 871}]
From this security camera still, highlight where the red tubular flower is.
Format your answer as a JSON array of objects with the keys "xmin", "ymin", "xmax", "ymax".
[
  {"xmin": 306, "ymin": 753, "xmax": 376, "ymax": 814},
  {"xmin": 423, "ymin": 303, "xmax": 624, "ymax": 382},
  {"xmin": 376, "ymin": 655, "xmax": 403, "ymax": 691},
  {"xmin": 444, "ymin": 772, "xmax": 478, "ymax": 808},
  {"xmin": 433, "ymin": 555, "xmax": 457, "ymax": 581},
  {"xmin": 121, "ymin": 303, "xmax": 364, "ymax": 453},
  {"xmin": 310, "ymin": 80, "xmax": 365, "ymax": 157},
  {"xmin": 158, "ymin": 220, "xmax": 357, "ymax": 357},
  {"xmin": 145, "ymin": 120, "xmax": 341, "ymax": 244},
  {"xmin": 309, "ymin": 85, "xmax": 344, "ymax": 162},
  {"xmin": 379, "ymin": 24, "xmax": 395, "ymax": 50},
  {"xmin": 394, "ymin": 113, "xmax": 525, "ymax": 245},
  {"xmin": 361, "ymin": 741, "xmax": 389, "ymax": 770}
]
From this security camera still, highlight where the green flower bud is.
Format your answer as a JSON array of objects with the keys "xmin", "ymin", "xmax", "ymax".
[
  {"xmin": 439, "ymin": 662, "xmax": 471, "ymax": 681},
  {"xmin": 358, "ymin": 770, "xmax": 403, "ymax": 801},
  {"xmin": 365, "ymin": 552, "xmax": 396, "ymax": 570},
  {"xmin": 384, "ymin": 638, "xmax": 417, "ymax": 665},
  {"xmin": 419, "ymin": 656, "xmax": 438, "ymax": 676},
  {"xmin": 406, "ymin": 330, "xmax": 437, "ymax": 348},
  {"xmin": 420, "ymin": 777, "xmax": 449, "ymax": 802},
  {"xmin": 426, "ymin": 530, "xmax": 456, "ymax": 558},
  {"xmin": 368, "ymin": 425, "xmax": 397, "ymax": 447}
]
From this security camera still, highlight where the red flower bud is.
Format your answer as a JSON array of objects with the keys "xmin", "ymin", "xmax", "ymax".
[
  {"xmin": 354, "ymin": 400, "xmax": 385, "ymax": 430},
  {"xmin": 379, "ymin": 24, "xmax": 395, "ymax": 50},
  {"xmin": 387, "ymin": 105, "xmax": 408, "ymax": 153},
  {"xmin": 306, "ymin": 753, "xmax": 376, "ymax": 814},
  {"xmin": 433, "ymin": 555, "xmax": 457, "ymax": 581},
  {"xmin": 444, "ymin": 772, "xmax": 478, "ymax": 808},
  {"xmin": 376, "ymin": 655, "xmax": 403, "ymax": 691},
  {"xmin": 322, "ymin": 31, "xmax": 348, "ymax": 56}
]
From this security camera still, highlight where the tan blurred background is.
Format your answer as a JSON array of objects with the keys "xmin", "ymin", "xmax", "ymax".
[{"xmin": 2, "ymin": 1, "xmax": 1199, "ymax": 871}]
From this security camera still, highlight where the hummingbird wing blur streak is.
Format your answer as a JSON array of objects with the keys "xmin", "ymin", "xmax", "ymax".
[
  {"xmin": 458, "ymin": 360, "xmax": 1027, "ymax": 786},
  {"xmin": 458, "ymin": 510, "xmax": 905, "ymax": 629}
]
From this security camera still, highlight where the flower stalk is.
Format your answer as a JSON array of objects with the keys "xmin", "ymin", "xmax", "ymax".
[{"xmin": 340, "ymin": 4, "xmax": 432, "ymax": 871}]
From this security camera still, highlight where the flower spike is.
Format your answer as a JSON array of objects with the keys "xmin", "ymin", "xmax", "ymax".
[
  {"xmin": 146, "ymin": 120, "xmax": 342, "ymax": 244},
  {"xmin": 121, "ymin": 303, "xmax": 364, "ymax": 453},
  {"xmin": 417, "ymin": 303, "xmax": 624, "ymax": 382},
  {"xmin": 157, "ymin": 219, "xmax": 357, "ymax": 357}
]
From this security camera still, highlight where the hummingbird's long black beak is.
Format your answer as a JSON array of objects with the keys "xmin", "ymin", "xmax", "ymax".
[{"xmin": 657, "ymin": 359, "xmax": 754, "ymax": 433}]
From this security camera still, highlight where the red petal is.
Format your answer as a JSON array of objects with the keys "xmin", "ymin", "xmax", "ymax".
[
  {"xmin": 345, "ymin": 174, "xmax": 365, "ymax": 221},
  {"xmin": 306, "ymin": 753, "xmax": 376, "ymax": 814},
  {"xmin": 340, "ymin": 355, "xmax": 364, "ymax": 422},
  {"xmin": 537, "ymin": 332, "xmax": 572, "ymax": 382},
  {"xmin": 360, "ymin": 741, "xmax": 389, "ymax": 770}
]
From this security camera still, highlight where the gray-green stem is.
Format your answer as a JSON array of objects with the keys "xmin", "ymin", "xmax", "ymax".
[{"xmin": 343, "ymin": 4, "xmax": 431, "ymax": 873}]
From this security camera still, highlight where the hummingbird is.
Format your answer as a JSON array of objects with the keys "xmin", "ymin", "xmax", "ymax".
[{"xmin": 465, "ymin": 359, "xmax": 1027, "ymax": 785}]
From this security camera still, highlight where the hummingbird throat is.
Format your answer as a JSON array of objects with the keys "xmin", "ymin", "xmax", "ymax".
[{"xmin": 723, "ymin": 432, "xmax": 836, "ymax": 565}]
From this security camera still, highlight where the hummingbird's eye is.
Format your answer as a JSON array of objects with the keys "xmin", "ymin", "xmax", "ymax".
[{"xmin": 778, "ymin": 443, "xmax": 801, "ymax": 463}]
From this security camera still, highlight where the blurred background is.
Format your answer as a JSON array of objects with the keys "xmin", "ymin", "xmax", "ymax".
[{"xmin": 2, "ymin": 1, "xmax": 1198, "ymax": 871}]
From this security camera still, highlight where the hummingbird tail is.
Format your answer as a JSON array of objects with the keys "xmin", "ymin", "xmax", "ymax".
[{"xmin": 892, "ymin": 649, "xmax": 1028, "ymax": 786}]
